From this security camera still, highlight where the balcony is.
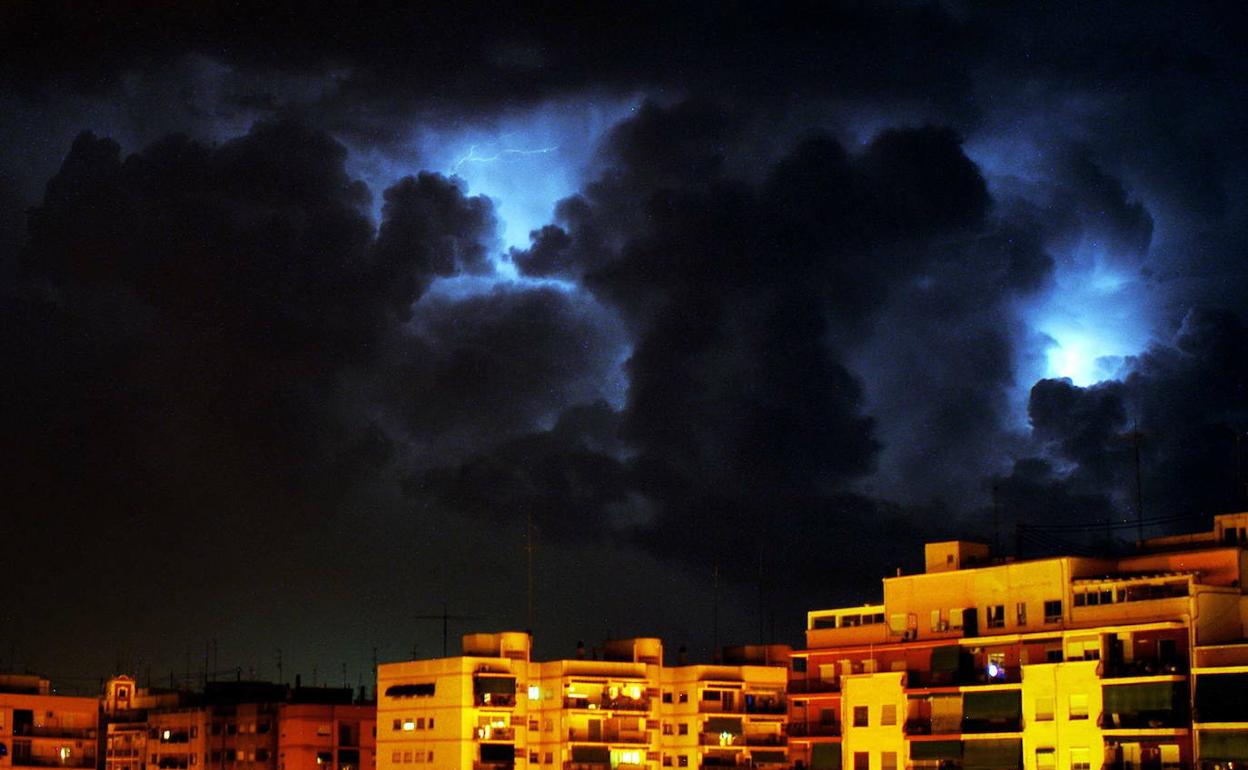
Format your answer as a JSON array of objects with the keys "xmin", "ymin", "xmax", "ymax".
[
  {"xmin": 474, "ymin": 693, "xmax": 517, "ymax": 708},
  {"xmin": 700, "ymin": 701, "xmax": 744, "ymax": 714},
  {"xmin": 960, "ymin": 717, "xmax": 1021, "ymax": 733},
  {"xmin": 697, "ymin": 733, "xmax": 781, "ymax": 747},
  {"xmin": 472, "ymin": 763, "xmax": 514, "ymax": 770},
  {"xmin": 786, "ymin": 679, "xmax": 838, "ymax": 695},
  {"xmin": 744, "ymin": 735, "xmax": 786, "ymax": 747},
  {"xmin": 1098, "ymin": 712, "xmax": 1190, "ymax": 730},
  {"xmin": 563, "ymin": 764, "xmax": 610, "ymax": 770},
  {"xmin": 784, "ymin": 722, "xmax": 839, "ymax": 737}
]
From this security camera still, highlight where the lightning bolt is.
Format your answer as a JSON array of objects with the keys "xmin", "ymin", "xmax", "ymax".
[{"xmin": 452, "ymin": 144, "xmax": 559, "ymax": 171}]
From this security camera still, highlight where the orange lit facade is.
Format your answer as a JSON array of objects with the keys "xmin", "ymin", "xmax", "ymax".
[
  {"xmin": 100, "ymin": 679, "xmax": 373, "ymax": 770},
  {"xmin": 0, "ymin": 675, "xmax": 99, "ymax": 770},
  {"xmin": 786, "ymin": 512, "xmax": 1248, "ymax": 770},
  {"xmin": 377, "ymin": 634, "xmax": 792, "ymax": 770}
]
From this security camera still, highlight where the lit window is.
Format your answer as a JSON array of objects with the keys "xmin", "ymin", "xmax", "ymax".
[
  {"xmin": 1069, "ymin": 694, "xmax": 1088, "ymax": 720},
  {"xmin": 1035, "ymin": 697, "xmax": 1054, "ymax": 721},
  {"xmin": 1036, "ymin": 749, "xmax": 1056, "ymax": 770},
  {"xmin": 949, "ymin": 608, "xmax": 963, "ymax": 629},
  {"xmin": 930, "ymin": 610, "xmax": 942, "ymax": 631},
  {"xmin": 1071, "ymin": 748, "xmax": 1090, "ymax": 770},
  {"xmin": 1044, "ymin": 600, "xmax": 1063, "ymax": 623},
  {"xmin": 528, "ymin": 686, "xmax": 541, "ymax": 701},
  {"xmin": 880, "ymin": 705, "xmax": 896, "ymax": 726},
  {"xmin": 402, "ymin": 720, "xmax": 415, "ymax": 732}
]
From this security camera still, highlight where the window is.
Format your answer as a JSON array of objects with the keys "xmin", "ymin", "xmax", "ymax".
[
  {"xmin": 316, "ymin": 725, "xmax": 331, "ymax": 737},
  {"xmin": 402, "ymin": 720, "xmax": 414, "ymax": 732},
  {"xmin": 881, "ymin": 752, "xmax": 897, "ymax": 770},
  {"xmin": 949, "ymin": 609, "xmax": 963, "ymax": 629},
  {"xmin": 662, "ymin": 691, "xmax": 673, "ymax": 703},
  {"xmin": 529, "ymin": 720, "xmax": 538, "ymax": 731},
  {"xmin": 529, "ymin": 754, "xmax": 538, "ymax": 764},
  {"xmin": 889, "ymin": 614, "xmax": 907, "ymax": 635},
  {"xmin": 678, "ymin": 723, "xmax": 688, "ymax": 736},
  {"xmin": 1035, "ymin": 696, "xmax": 1054, "ymax": 721},
  {"xmin": 1069, "ymin": 694, "xmax": 1088, "ymax": 720},
  {"xmin": 792, "ymin": 659, "xmax": 807, "ymax": 673},
  {"xmin": 1016, "ymin": 602, "xmax": 1027, "ymax": 626},
  {"xmin": 986, "ymin": 605, "xmax": 1005, "ymax": 629},
  {"xmin": 1071, "ymin": 748, "xmax": 1090, "ymax": 770},
  {"xmin": 662, "ymin": 723, "xmax": 673, "ymax": 736},
  {"xmin": 428, "ymin": 718, "xmax": 434, "ymax": 730},
  {"xmin": 702, "ymin": 690, "xmax": 721, "ymax": 702},
  {"xmin": 853, "ymin": 753, "xmax": 869, "ymax": 770},
  {"xmin": 662, "ymin": 757, "xmax": 671, "ymax": 768},
  {"xmin": 385, "ymin": 683, "xmax": 435, "ymax": 698},
  {"xmin": 255, "ymin": 751, "xmax": 267, "ymax": 763},
  {"xmin": 415, "ymin": 718, "xmax": 425, "ymax": 730},
  {"xmin": 1036, "ymin": 749, "xmax": 1056, "ymax": 770},
  {"xmin": 880, "ymin": 704, "xmax": 896, "ymax": 726},
  {"xmin": 930, "ymin": 610, "xmax": 942, "ymax": 631},
  {"xmin": 677, "ymin": 757, "xmax": 688, "ymax": 768},
  {"xmin": 544, "ymin": 755, "xmax": 553, "ymax": 765},
  {"xmin": 402, "ymin": 754, "xmax": 412, "ymax": 765},
  {"xmin": 391, "ymin": 754, "xmax": 400, "ymax": 764},
  {"xmin": 678, "ymin": 692, "xmax": 688, "ymax": 704},
  {"xmin": 853, "ymin": 706, "xmax": 868, "ymax": 727},
  {"xmin": 1044, "ymin": 600, "xmax": 1063, "ymax": 623}
]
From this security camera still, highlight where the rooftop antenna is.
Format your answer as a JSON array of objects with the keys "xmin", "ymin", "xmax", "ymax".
[
  {"xmin": 413, "ymin": 603, "xmax": 482, "ymax": 657},
  {"xmin": 275, "ymin": 649, "xmax": 283, "ymax": 686}
]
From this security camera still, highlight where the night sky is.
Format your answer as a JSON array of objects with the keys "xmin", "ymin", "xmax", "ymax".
[{"xmin": 2, "ymin": 2, "xmax": 1246, "ymax": 691}]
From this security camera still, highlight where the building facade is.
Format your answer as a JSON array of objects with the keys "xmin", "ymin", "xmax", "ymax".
[
  {"xmin": 0, "ymin": 675, "xmax": 99, "ymax": 770},
  {"xmin": 785, "ymin": 512, "xmax": 1248, "ymax": 770},
  {"xmin": 377, "ymin": 634, "xmax": 792, "ymax": 770}
]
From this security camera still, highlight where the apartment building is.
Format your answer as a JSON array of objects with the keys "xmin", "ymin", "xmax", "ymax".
[
  {"xmin": 785, "ymin": 512, "xmax": 1248, "ymax": 770},
  {"xmin": 0, "ymin": 674, "xmax": 99, "ymax": 770},
  {"xmin": 376, "ymin": 634, "xmax": 792, "ymax": 770},
  {"xmin": 101, "ymin": 678, "xmax": 373, "ymax": 770}
]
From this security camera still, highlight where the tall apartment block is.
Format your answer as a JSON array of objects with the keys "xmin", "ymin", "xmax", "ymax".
[
  {"xmin": 785, "ymin": 512, "xmax": 1248, "ymax": 770},
  {"xmin": 376, "ymin": 633, "xmax": 791, "ymax": 770},
  {"xmin": 0, "ymin": 674, "xmax": 99, "ymax": 770}
]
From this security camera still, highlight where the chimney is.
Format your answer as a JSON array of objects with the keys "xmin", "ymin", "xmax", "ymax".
[{"xmin": 575, "ymin": 641, "xmax": 585, "ymax": 660}]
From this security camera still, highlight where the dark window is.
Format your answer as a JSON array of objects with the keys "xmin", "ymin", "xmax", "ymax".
[
  {"xmin": 678, "ymin": 724, "xmax": 688, "ymax": 736},
  {"xmin": 854, "ymin": 752, "xmax": 869, "ymax": 770},
  {"xmin": 1044, "ymin": 600, "xmax": 1063, "ymax": 623},
  {"xmin": 662, "ymin": 692, "xmax": 672, "ymax": 703},
  {"xmin": 702, "ymin": 691, "xmax": 721, "ymax": 701},
  {"xmin": 792, "ymin": 658, "xmax": 807, "ymax": 673},
  {"xmin": 986, "ymin": 605, "xmax": 1005, "ymax": 629},
  {"xmin": 677, "ymin": 757, "xmax": 687, "ymax": 768},
  {"xmin": 853, "ymin": 706, "xmax": 869, "ymax": 727}
]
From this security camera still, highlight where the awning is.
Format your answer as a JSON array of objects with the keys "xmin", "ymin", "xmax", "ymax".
[
  {"xmin": 962, "ymin": 690, "xmax": 1021, "ymax": 721},
  {"xmin": 810, "ymin": 743, "xmax": 841, "ymax": 770},
  {"xmin": 386, "ymin": 683, "xmax": 435, "ymax": 697},
  {"xmin": 704, "ymin": 717, "xmax": 743, "ymax": 735},
  {"xmin": 962, "ymin": 739, "xmax": 1021, "ymax": 770},
  {"xmin": 1195, "ymin": 673, "xmax": 1248, "ymax": 723},
  {"xmin": 909, "ymin": 741, "xmax": 961, "ymax": 760},
  {"xmin": 1200, "ymin": 731, "xmax": 1248, "ymax": 761},
  {"xmin": 571, "ymin": 747, "xmax": 610, "ymax": 763},
  {"xmin": 475, "ymin": 677, "xmax": 517, "ymax": 695},
  {"xmin": 1103, "ymin": 682, "xmax": 1179, "ymax": 714},
  {"xmin": 930, "ymin": 645, "xmax": 962, "ymax": 673}
]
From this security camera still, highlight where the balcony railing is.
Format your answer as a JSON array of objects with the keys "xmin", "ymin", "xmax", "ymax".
[
  {"xmin": 697, "ymin": 733, "xmax": 782, "ymax": 747},
  {"xmin": 1100, "ymin": 659, "xmax": 1188, "ymax": 678},
  {"xmin": 14, "ymin": 727, "xmax": 98, "ymax": 739},
  {"xmin": 745, "ymin": 700, "xmax": 786, "ymax": 715},
  {"xmin": 786, "ymin": 679, "xmax": 838, "ymax": 695},
  {"xmin": 11, "ymin": 758, "xmax": 97, "ymax": 769},
  {"xmin": 472, "ymin": 763, "xmax": 514, "ymax": 770},
  {"xmin": 567, "ymin": 729, "xmax": 649, "ymax": 744},
  {"xmin": 743, "ymin": 735, "xmax": 786, "ymax": 747},
  {"xmin": 1098, "ymin": 712, "xmax": 1190, "ymax": 730},
  {"xmin": 961, "ymin": 717, "xmax": 1022, "ymax": 734},
  {"xmin": 477, "ymin": 728, "xmax": 516, "ymax": 741},
  {"xmin": 784, "ymin": 722, "xmax": 840, "ymax": 737},
  {"xmin": 564, "ymin": 696, "xmax": 651, "ymax": 712},
  {"xmin": 563, "ymin": 764, "xmax": 610, "ymax": 770},
  {"xmin": 475, "ymin": 694, "xmax": 517, "ymax": 708}
]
